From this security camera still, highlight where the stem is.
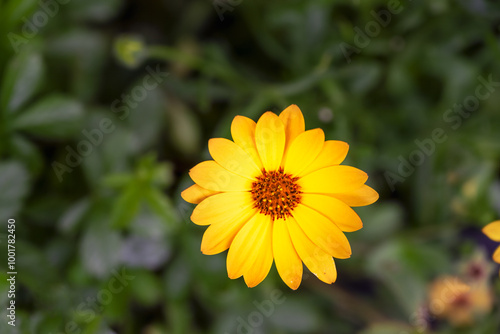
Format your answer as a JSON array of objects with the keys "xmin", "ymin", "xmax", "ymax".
[
  {"xmin": 305, "ymin": 278, "xmax": 390, "ymax": 325},
  {"xmin": 147, "ymin": 46, "xmax": 249, "ymax": 89}
]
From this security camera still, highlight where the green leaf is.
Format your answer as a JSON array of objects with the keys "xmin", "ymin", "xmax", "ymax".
[
  {"xmin": 144, "ymin": 187, "xmax": 178, "ymax": 227},
  {"xmin": 11, "ymin": 95, "xmax": 84, "ymax": 139},
  {"xmin": 16, "ymin": 240, "xmax": 58, "ymax": 294},
  {"xmin": 80, "ymin": 223, "xmax": 122, "ymax": 277},
  {"xmin": 0, "ymin": 50, "xmax": 44, "ymax": 114},
  {"xmin": 66, "ymin": 0, "xmax": 123, "ymax": 23},
  {"xmin": 166, "ymin": 101, "xmax": 201, "ymax": 156},
  {"xmin": 129, "ymin": 270, "xmax": 162, "ymax": 306},
  {"xmin": 110, "ymin": 182, "xmax": 142, "ymax": 229},
  {"xmin": 58, "ymin": 198, "xmax": 90, "ymax": 233},
  {"xmin": 0, "ymin": 160, "xmax": 29, "ymax": 221},
  {"xmin": 9, "ymin": 134, "xmax": 43, "ymax": 177},
  {"xmin": 2, "ymin": 0, "xmax": 39, "ymax": 32},
  {"xmin": 366, "ymin": 240, "xmax": 427, "ymax": 315},
  {"xmin": 48, "ymin": 29, "xmax": 108, "ymax": 102},
  {"xmin": 0, "ymin": 0, "xmax": 39, "ymax": 38},
  {"xmin": 102, "ymin": 173, "xmax": 134, "ymax": 189}
]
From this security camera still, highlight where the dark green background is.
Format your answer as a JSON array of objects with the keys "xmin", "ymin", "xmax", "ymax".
[{"xmin": 0, "ymin": 0, "xmax": 499, "ymax": 333}]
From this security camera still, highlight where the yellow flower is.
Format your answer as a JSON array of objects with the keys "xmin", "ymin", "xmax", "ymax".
[
  {"xmin": 428, "ymin": 276, "xmax": 493, "ymax": 327},
  {"xmin": 181, "ymin": 105, "xmax": 378, "ymax": 289},
  {"xmin": 482, "ymin": 220, "xmax": 500, "ymax": 275}
]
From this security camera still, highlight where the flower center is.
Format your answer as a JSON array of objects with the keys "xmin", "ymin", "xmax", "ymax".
[
  {"xmin": 452, "ymin": 293, "xmax": 471, "ymax": 308},
  {"xmin": 251, "ymin": 168, "xmax": 302, "ymax": 221},
  {"xmin": 467, "ymin": 263, "xmax": 484, "ymax": 280}
]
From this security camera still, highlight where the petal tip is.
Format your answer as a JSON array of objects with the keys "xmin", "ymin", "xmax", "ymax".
[
  {"xmin": 180, "ymin": 188, "xmax": 191, "ymax": 203},
  {"xmin": 286, "ymin": 278, "xmax": 301, "ymax": 290}
]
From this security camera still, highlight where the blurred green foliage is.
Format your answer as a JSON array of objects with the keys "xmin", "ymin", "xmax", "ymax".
[{"xmin": 0, "ymin": 0, "xmax": 500, "ymax": 333}]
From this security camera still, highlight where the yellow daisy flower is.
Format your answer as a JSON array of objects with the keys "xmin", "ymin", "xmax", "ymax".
[
  {"xmin": 428, "ymin": 275, "xmax": 493, "ymax": 327},
  {"xmin": 482, "ymin": 220, "xmax": 500, "ymax": 275},
  {"xmin": 181, "ymin": 105, "xmax": 378, "ymax": 289}
]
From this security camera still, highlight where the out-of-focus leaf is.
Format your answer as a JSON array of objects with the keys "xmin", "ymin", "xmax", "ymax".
[
  {"xmin": 401, "ymin": 241, "xmax": 451, "ymax": 279},
  {"xmin": 16, "ymin": 240, "xmax": 58, "ymax": 294},
  {"xmin": 150, "ymin": 162, "xmax": 174, "ymax": 187},
  {"xmin": 102, "ymin": 173, "xmax": 134, "ymax": 188},
  {"xmin": 81, "ymin": 121, "xmax": 133, "ymax": 189},
  {"xmin": 489, "ymin": 180, "xmax": 500, "ymax": 216},
  {"xmin": 80, "ymin": 316, "xmax": 107, "ymax": 334},
  {"xmin": 269, "ymin": 297, "xmax": 322, "ymax": 333},
  {"xmin": 22, "ymin": 312, "xmax": 65, "ymax": 334},
  {"xmin": 355, "ymin": 202, "xmax": 403, "ymax": 241},
  {"xmin": 10, "ymin": 134, "xmax": 43, "ymax": 177},
  {"xmin": 129, "ymin": 270, "xmax": 162, "ymax": 306},
  {"xmin": 109, "ymin": 182, "xmax": 142, "ymax": 229},
  {"xmin": 338, "ymin": 62, "xmax": 382, "ymax": 95},
  {"xmin": 67, "ymin": 0, "xmax": 123, "ymax": 22},
  {"xmin": 48, "ymin": 29, "xmax": 108, "ymax": 102},
  {"xmin": 80, "ymin": 224, "xmax": 122, "ymax": 277},
  {"xmin": 366, "ymin": 240, "xmax": 426, "ymax": 315},
  {"xmin": 144, "ymin": 188, "xmax": 177, "ymax": 227},
  {"xmin": 166, "ymin": 100, "xmax": 201, "ymax": 156},
  {"xmin": 130, "ymin": 208, "xmax": 170, "ymax": 239},
  {"xmin": 2, "ymin": 0, "xmax": 38, "ymax": 29},
  {"xmin": 164, "ymin": 256, "xmax": 191, "ymax": 301},
  {"xmin": 11, "ymin": 95, "xmax": 84, "ymax": 139},
  {"xmin": 0, "ymin": 161, "xmax": 29, "ymax": 221},
  {"xmin": 120, "ymin": 235, "xmax": 170, "ymax": 269},
  {"xmin": 0, "ymin": 51, "xmax": 44, "ymax": 114},
  {"xmin": 127, "ymin": 87, "xmax": 166, "ymax": 153},
  {"xmin": 23, "ymin": 193, "xmax": 71, "ymax": 226},
  {"xmin": 59, "ymin": 198, "xmax": 91, "ymax": 233}
]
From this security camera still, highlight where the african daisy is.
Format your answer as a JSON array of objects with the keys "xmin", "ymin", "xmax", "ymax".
[
  {"xmin": 181, "ymin": 105, "xmax": 378, "ymax": 289},
  {"xmin": 482, "ymin": 220, "xmax": 500, "ymax": 276}
]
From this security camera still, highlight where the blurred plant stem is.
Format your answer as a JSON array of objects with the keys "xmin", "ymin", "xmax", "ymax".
[
  {"xmin": 269, "ymin": 68, "xmax": 333, "ymax": 97},
  {"xmin": 147, "ymin": 45, "xmax": 249, "ymax": 89},
  {"xmin": 147, "ymin": 45, "xmax": 332, "ymax": 103},
  {"xmin": 305, "ymin": 279, "xmax": 390, "ymax": 325}
]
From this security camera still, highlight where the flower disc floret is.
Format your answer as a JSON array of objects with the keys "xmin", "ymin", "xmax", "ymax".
[{"xmin": 251, "ymin": 168, "xmax": 302, "ymax": 220}]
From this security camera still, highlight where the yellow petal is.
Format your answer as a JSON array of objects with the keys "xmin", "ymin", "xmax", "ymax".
[
  {"xmin": 483, "ymin": 220, "xmax": 500, "ymax": 242},
  {"xmin": 279, "ymin": 104, "xmax": 305, "ymax": 154},
  {"xmin": 181, "ymin": 184, "xmax": 220, "ymax": 204},
  {"xmin": 231, "ymin": 115, "xmax": 264, "ymax": 169},
  {"xmin": 209, "ymin": 138, "xmax": 261, "ymax": 178},
  {"xmin": 287, "ymin": 216, "xmax": 337, "ymax": 284},
  {"xmin": 301, "ymin": 193, "xmax": 362, "ymax": 232},
  {"xmin": 273, "ymin": 218, "xmax": 303, "ymax": 290},
  {"xmin": 283, "ymin": 128, "xmax": 325, "ymax": 176},
  {"xmin": 243, "ymin": 224, "xmax": 273, "ymax": 288},
  {"xmin": 494, "ymin": 246, "xmax": 500, "ymax": 264},
  {"xmin": 298, "ymin": 165, "xmax": 368, "ymax": 194},
  {"xmin": 191, "ymin": 192, "xmax": 253, "ymax": 226},
  {"xmin": 292, "ymin": 204, "xmax": 351, "ymax": 259},
  {"xmin": 227, "ymin": 214, "xmax": 272, "ymax": 279},
  {"xmin": 298, "ymin": 140, "xmax": 349, "ymax": 177},
  {"xmin": 330, "ymin": 184, "xmax": 379, "ymax": 207},
  {"xmin": 201, "ymin": 208, "xmax": 257, "ymax": 255},
  {"xmin": 255, "ymin": 112, "xmax": 286, "ymax": 171},
  {"xmin": 189, "ymin": 160, "xmax": 253, "ymax": 192}
]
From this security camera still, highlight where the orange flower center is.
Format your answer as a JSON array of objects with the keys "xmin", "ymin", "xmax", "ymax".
[
  {"xmin": 251, "ymin": 168, "xmax": 302, "ymax": 221},
  {"xmin": 451, "ymin": 293, "xmax": 471, "ymax": 308}
]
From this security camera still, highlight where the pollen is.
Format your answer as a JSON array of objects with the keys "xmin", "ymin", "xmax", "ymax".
[{"xmin": 251, "ymin": 168, "xmax": 302, "ymax": 220}]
